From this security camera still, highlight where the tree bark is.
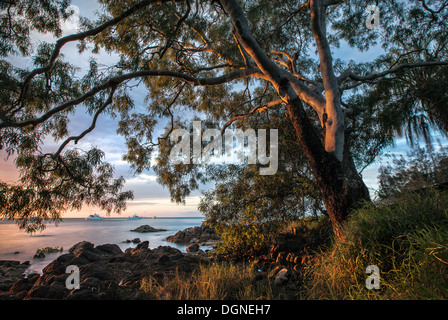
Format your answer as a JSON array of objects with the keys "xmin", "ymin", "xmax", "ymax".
[
  {"xmin": 285, "ymin": 97, "xmax": 371, "ymax": 238},
  {"xmin": 219, "ymin": 0, "xmax": 371, "ymax": 237}
]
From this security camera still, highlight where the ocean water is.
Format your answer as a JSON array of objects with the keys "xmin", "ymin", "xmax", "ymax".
[{"xmin": 0, "ymin": 217, "xmax": 203, "ymax": 274}]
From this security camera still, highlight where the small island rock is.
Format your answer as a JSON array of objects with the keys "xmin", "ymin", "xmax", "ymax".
[{"xmin": 131, "ymin": 225, "xmax": 167, "ymax": 233}]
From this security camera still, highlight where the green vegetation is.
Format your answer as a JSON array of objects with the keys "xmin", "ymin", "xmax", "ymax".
[
  {"xmin": 140, "ymin": 262, "xmax": 287, "ymax": 300},
  {"xmin": 35, "ymin": 246, "xmax": 63, "ymax": 255},
  {"xmin": 305, "ymin": 189, "xmax": 448, "ymax": 299},
  {"xmin": 1, "ymin": 0, "xmax": 448, "ymax": 301},
  {"xmin": 3, "ymin": 0, "xmax": 448, "ymax": 236},
  {"xmin": 139, "ymin": 189, "xmax": 448, "ymax": 300}
]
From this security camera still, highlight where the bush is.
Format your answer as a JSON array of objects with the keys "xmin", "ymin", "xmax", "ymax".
[
  {"xmin": 212, "ymin": 221, "xmax": 286, "ymax": 260},
  {"xmin": 140, "ymin": 262, "xmax": 283, "ymax": 300},
  {"xmin": 305, "ymin": 189, "xmax": 448, "ymax": 299}
]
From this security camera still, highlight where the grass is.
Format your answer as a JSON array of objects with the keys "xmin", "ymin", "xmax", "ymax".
[
  {"xmin": 304, "ymin": 189, "xmax": 448, "ymax": 299},
  {"xmin": 140, "ymin": 262, "xmax": 290, "ymax": 300},
  {"xmin": 140, "ymin": 189, "xmax": 448, "ymax": 300}
]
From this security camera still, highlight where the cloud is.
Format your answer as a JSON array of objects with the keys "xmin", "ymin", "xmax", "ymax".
[
  {"xmin": 126, "ymin": 201, "xmax": 158, "ymax": 206},
  {"xmin": 61, "ymin": 5, "xmax": 81, "ymax": 34},
  {"xmin": 127, "ymin": 174, "xmax": 158, "ymax": 183}
]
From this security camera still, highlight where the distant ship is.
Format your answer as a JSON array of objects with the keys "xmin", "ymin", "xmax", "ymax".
[
  {"xmin": 86, "ymin": 214, "xmax": 104, "ymax": 220},
  {"xmin": 127, "ymin": 214, "xmax": 142, "ymax": 220}
]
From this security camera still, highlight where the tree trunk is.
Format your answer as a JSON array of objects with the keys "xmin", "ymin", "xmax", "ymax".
[
  {"xmin": 218, "ymin": 0, "xmax": 370, "ymax": 238},
  {"xmin": 285, "ymin": 97, "xmax": 371, "ymax": 239}
]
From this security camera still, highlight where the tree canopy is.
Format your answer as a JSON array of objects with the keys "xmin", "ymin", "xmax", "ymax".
[{"xmin": 1, "ymin": 0, "xmax": 448, "ymax": 234}]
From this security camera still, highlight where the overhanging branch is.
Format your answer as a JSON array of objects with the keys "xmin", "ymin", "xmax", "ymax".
[
  {"xmin": 1, "ymin": 67, "xmax": 265, "ymax": 129},
  {"xmin": 53, "ymin": 86, "xmax": 117, "ymax": 158},
  {"xmin": 220, "ymin": 98, "xmax": 284, "ymax": 135},
  {"xmin": 18, "ymin": 0, "xmax": 164, "ymax": 105},
  {"xmin": 338, "ymin": 60, "xmax": 448, "ymax": 89}
]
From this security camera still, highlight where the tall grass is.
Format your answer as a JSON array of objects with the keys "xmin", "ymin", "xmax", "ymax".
[
  {"xmin": 305, "ymin": 189, "xmax": 448, "ymax": 299},
  {"xmin": 140, "ymin": 262, "xmax": 286, "ymax": 300}
]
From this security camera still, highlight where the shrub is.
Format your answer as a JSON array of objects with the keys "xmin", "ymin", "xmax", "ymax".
[
  {"xmin": 305, "ymin": 189, "xmax": 448, "ymax": 299},
  {"xmin": 140, "ymin": 262, "xmax": 283, "ymax": 300}
]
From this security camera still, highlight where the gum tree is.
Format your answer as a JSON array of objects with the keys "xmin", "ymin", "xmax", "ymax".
[{"xmin": 1, "ymin": 0, "xmax": 448, "ymax": 236}]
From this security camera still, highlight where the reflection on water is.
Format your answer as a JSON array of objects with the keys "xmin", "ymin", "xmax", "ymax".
[{"xmin": 0, "ymin": 217, "xmax": 203, "ymax": 274}]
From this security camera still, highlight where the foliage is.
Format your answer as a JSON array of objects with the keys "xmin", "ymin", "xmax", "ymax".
[
  {"xmin": 0, "ymin": 147, "xmax": 133, "ymax": 232},
  {"xmin": 140, "ymin": 262, "xmax": 287, "ymax": 300},
  {"xmin": 35, "ymin": 246, "xmax": 63, "ymax": 255},
  {"xmin": 1, "ymin": 0, "xmax": 448, "ymax": 232},
  {"xmin": 194, "ymin": 110, "xmax": 326, "ymax": 255},
  {"xmin": 305, "ymin": 189, "xmax": 448, "ymax": 299},
  {"xmin": 378, "ymin": 145, "xmax": 448, "ymax": 199},
  {"xmin": 0, "ymin": 0, "xmax": 73, "ymax": 57}
]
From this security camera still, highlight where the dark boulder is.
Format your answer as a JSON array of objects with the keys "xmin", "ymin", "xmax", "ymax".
[
  {"xmin": 166, "ymin": 224, "xmax": 220, "ymax": 248},
  {"xmin": 3, "ymin": 240, "xmax": 210, "ymax": 300},
  {"xmin": 131, "ymin": 225, "xmax": 167, "ymax": 233}
]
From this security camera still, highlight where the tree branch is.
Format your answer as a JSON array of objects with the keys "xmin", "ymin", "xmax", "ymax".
[
  {"xmin": 338, "ymin": 60, "xmax": 448, "ymax": 87},
  {"xmin": 219, "ymin": 0, "xmax": 325, "ymax": 118},
  {"xmin": 1, "ymin": 67, "xmax": 265, "ymax": 129},
  {"xmin": 417, "ymin": 0, "xmax": 448, "ymax": 14},
  {"xmin": 17, "ymin": 0, "xmax": 167, "ymax": 105},
  {"xmin": 53, "ymin": 86, "xmax": 117, "ymax": 158},
  {"xmin": 310, "ymin": 0, "xmax": 344, "ymax": 160},
  {"xmin": 158, "ymin": 0, "xmax": 191, "ymax": 59},
  {"xmin": 324, "ymin": 0, "xmax": 346, "ymax": 6},
  {"xmin": 220, "ymin": 98, "xmax": 283, "ymax": 135}
]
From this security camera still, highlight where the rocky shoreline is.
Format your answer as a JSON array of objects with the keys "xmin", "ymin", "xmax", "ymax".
[
  {"xmin": 0, "ymin": 223, "xmax": 220, "ymax": 300},
  {"xmin": 0, "ymin": 240, "xmax": 211, "ymax": 300},
  {"xmin": 0, "ymin": 260, "xmax": 31, "ymax": 293},
  {"xmin": 166, "ymin": 224, "xmax": 220, "ymax": 252},
  {"xmin": 0, "ymin": 223, "xmax": 326, "ymax": 300}
]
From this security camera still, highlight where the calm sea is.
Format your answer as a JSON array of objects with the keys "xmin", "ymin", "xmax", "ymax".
[{"xmin": 0, "ymin": 216, "xmax": 203, "ymax": 274}]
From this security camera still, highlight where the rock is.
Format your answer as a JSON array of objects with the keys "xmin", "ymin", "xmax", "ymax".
[
  {"xmin": 166, "ymin": 223, "xmax": 220, "ymax": 246},
  {"xmin": 33, "ymin": 252, "xmax": 45, "ymax": 259},
  {"xmin": 274, "ymin": 268, "xmax": 290, "ymax": 286},
  {"xmin": 186, "ymin": 243, "xmax": 199, "ymax": 253},
  {"xmin": 0, "ymin": 260, "xmax": 29, "ymax": 294},
  {"xmin": 96, "ymin": 244, "xmax": 123, "ymax": 255},
  {"xmin": 76, "ymin": 249, "xmax": 102, "ymax": 262},
  {"xmin": 79, "ymin": 263, "xmax": 113, "ymax": 281},
  {"xmin": 131, "ymin": 225, "xmax": 167, "ymax": 233},
  {"xmin": 8, "ymin": 273, "xmax": 39, "ymax": 298},
  {"xmin": 200, "ymin": 233, "xmax": 211, "ymax": 241},
  {"xmin": 134, "ymin": 241, "xmax": 149, "ymax": 250},
  {"xmin": 123, "ymin": 238, "xmax": 141, "ymax": 244},
  {"xmin": 69, "ymin": 241, "xmax": 94, "ymax": 255},
  {"xmin": 2, "ymin": 240, "xmax": 210, "ymax": 300},
  {"xmin": 200, "ymin": 240, "xmax": 218, "ymax": 247},
  {"xmin": 157, "ymin": 254, "xmax": 173, "ymax": 266}
]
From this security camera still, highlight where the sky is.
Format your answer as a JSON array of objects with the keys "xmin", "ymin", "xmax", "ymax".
[
  {"xmin": 1, "ymin": 0, "xmax": 446, "ymax": 219},
  {"xmin": 1, "ymin": 0, "xmax": 202, "ymax": 218}
]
